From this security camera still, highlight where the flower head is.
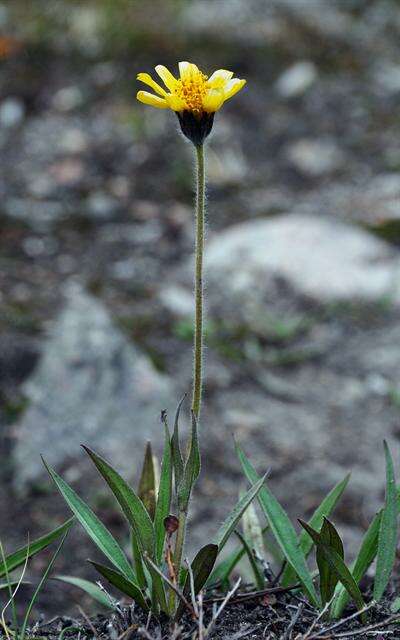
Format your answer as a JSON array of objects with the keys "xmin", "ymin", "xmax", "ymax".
[{"xmin": 137, "ymin": 61, "xmax": 246, "ymax": 145}]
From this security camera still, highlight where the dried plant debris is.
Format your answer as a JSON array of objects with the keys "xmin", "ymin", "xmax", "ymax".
[{"xmin": 3, "ymin": 588, "xmax": 400, "ymax": 640}]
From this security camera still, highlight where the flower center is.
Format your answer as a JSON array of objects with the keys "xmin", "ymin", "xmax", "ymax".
[{"xmin": 174, "ymin": 71, "xmax": 208, "ymax": 115}]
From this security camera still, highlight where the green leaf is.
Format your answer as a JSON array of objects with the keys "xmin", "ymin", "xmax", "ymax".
[
  {"xmin": 0, "ymin": 518, "xmax": 74, "ymax": 579},
  {"xmin": 171, "ymin": 396, "xmax": 185, "ymax": 492},
  {"xmin": 214, "ymin": 473, "xmax": 268, "ymax": 552},
  {"xmin": 175, "ymin": 544, "xmax": 218, "ymax": 621},
  {"xmin": 82, "ymin": 446, "xmax": 155, "ymax": 558},
  {"xmin": 236, "ymin": 443, "xmax": 319, "ymax": 608},
  {"xmin": 317, "ymin": 518, "xmax": 344, "ymax": 605},
  {"xmin": 281, "ymin": 474, "xmax": 350, "ymax": 587},
  {"xmin": 178, "ymin": 412, "xmax": 201, "ymax": 510},
  {"xmin": 299, "ymin": 520, "xmax": 365, "ymax": 620},
  {"xmin": 90, "ymin": 561, "xmax": 148, "ymax": 612},
  {"xmin": 43, "ymin": 458, "xmax": 136, "ymax": 583},
  {"xmin": 207, "ymin": 546, "xmax": 246, "ymax": 588},
  {"xmin": 374, "ymin": 441, "xmax": 398, "ymax": 602},
  {"xmin": 138, "ymin": 442, "xmax": 156, "ymax": 520},
  {"xmin": 54, "ymin": 576, "xmax": 113, "ymax": 609},
  {"xmin": 154, "ymin": 415, "xmax": 173, "ymax": 563},
  {"xmin": 20, "ymin": 530, "xmax": 68, "ymax": 640},
  {"xmin": 131, "ymin": 533, "xmax": 147, "ymax": 590},
  {"xmin": 235, "ymin": 529, "xmax": 264, "ymax": 590},
  {"xmin": 332, "ymin": 509, "xmax": 381, "ymax": 618}
]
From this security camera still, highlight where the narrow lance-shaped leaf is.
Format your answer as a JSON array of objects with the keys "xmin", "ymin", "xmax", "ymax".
[
  {"xmin": 207, "ymin": 525, "xmax": 269, "ymax": 588},
  {"xmin": 0, "ymin": 517, "xmax": 74, "ymax": 579},
  {"xmin": 178, "ymin": 412, "xmax": 201, "ymax": 510},
  {"xmin": 333, "ymin": 477, "xmax": 400, "ymax": 618},
  {"xmin": 317, "ymin": 518, "xmax": 344, "ymax": 606},
  {"xmin": 374, "ymin": 441, "xmax": 398, "ymax": 602},
  {"xmin": 235, "ymin": 529, "xmax": 264, "ymax": 590},
  {"xmin": 82, "ymin": 446, "xmax": 155, "ymax": 558},
  {"xmin": 175, "ymin": 544, "xmax": 218, "ymax": 621},
  {"xmin": 332, "ymin": 509, "xmax": 381, "ymax": 618},
  {"xmin": 214, "ymin": 473, "xmax": 268, "ymax": 552},
  {"xmin": 281, "ymin": 474, "xmax": 350, "ymax": 586},
  {"xmin": 20, "ymin": 530, "xmax": 69, "ymax": 640},
  {"xmin": 236, "ymin": 443, "xmax": 320, "ymax": 608},
  {"xmin": 43, "ymin": 458, "xmax": 136, "ymax": 583},
  {"xmin": 138, "ymin": 442, "xmax": 156, "ymax": 520},
  {"xmin": 299, "ymin": 519, "xmax": 366, "ymax": 621},
  {"xmin": 171, "ymin": 395, "xmax": 185, "ymax": 492},
  {"xmin": 54, "ymin": 576, "xmax": 113, "ymax": 609},
  {"xmin": 154, "ymin": 414, "xmax": 173, "ymax": 563},
  {"xmin": 207, "ymin": 546, "xmax": 246, "ymax": 588},
  {"xmin": 89, "ymin": 561, "xmax": 149, "ymax": 612}
]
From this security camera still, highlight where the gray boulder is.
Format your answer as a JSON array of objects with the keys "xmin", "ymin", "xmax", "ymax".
[
  {"xmin": 204, "ymin": 214, "xmax": 400, "ymax": 311},
  {"xmin": 13, "ymin": 283, "xmax": 174, "ymax": 491}
]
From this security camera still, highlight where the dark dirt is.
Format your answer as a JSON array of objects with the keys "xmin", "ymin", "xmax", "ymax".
[{"xmin": 3, "ymin": 581, "xmax": 400, "ymax": 639}]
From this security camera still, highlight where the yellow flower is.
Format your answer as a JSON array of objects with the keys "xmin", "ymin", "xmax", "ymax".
[
  {"xmin": 136, "ymin": 61, "xmax": 246, "ymax": 145},
  {"xmin": 137, "ymin": 61, "xmax": 246, "ymax": 114}
]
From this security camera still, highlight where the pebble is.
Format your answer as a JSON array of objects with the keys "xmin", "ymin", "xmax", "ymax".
[
  {"xmin": 275, "ymin": 61, "xmax": 317, "ymax": 98},
  {"xmin": 0, "ymin": 97, "xmax": 25, "ymax": 128},
  {"xmin": 52, "ymin": 86, "xmax": 84, "ymax": 112}
]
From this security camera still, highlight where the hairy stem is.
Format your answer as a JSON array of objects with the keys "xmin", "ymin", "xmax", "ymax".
[{"xmin": 192, "ymin": 143, "xmax": 205, "ymax": 420}]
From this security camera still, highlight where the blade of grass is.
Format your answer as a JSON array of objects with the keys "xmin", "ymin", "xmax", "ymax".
[
  {"xmin": 54, "ymin": 576, "xmax": 112, "ymax": 608},
  {"xmin": 213, "ymin": 473, "xmax": 268, "ymax": 552},
  {"xmin": 234, "ymin": 529, "xmax": 264, "ymax": 590},
  {"xmin": 281, "ymin": 474, "xmax": 350, "ymax": 586},
  {"xmin": 20, "ymin": 530, "xmax": 68, "ymax": 640},
  {"xmin": 236, "ymin": 443, "xmax": 319, "ymax": 608},
  {"xmin": 43, "ymin": 458, "xmax": 136, "ymax": 583},
  {"xmin": 207, "ymin": 546, "xmax": 246, "ymax": 588},
  {"xmin": 373, "ymin": 441, "xmax": 398, "ymax": 602},
  {"xmin": 0, "ymin": 518, "xmax": 74, "ymax": 578}
]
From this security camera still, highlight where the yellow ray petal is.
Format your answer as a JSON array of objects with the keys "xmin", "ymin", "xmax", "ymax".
[
  {"xmin": 155, "ymin": 65, "xmax": 178, "ymax": 91},
  {"xmin": 136, "ymin": 91, "xmax": 168, "ymax": 109},
  {"xmin": 222, "ymin": 78, "xmax": 246, "ymax": 101},
  {"xmin": 207, "ymin": 69, "xmax": 234, "ymax": 89},
  {"xmin": 203, "ymin": 88, "xmax": 225, "ymax": 113},
  {"xmin": 165, "ymin": 93, "xmax": 186, "ymax": 112},
  {"xmin": 137, "ymin": 73, "xmax": 167, "ymax": 97},
  {"xmin": 178, "ymin": 61, "xmax": 200, "ymax": 81}
]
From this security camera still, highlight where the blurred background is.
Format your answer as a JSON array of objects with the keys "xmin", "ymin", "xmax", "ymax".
[{"xmin": 1, "ymin": 0, "xmax": 400, "ymax": 617}]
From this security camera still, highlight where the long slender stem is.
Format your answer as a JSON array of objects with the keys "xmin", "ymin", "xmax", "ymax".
[
  {"xmin": 192, "ymin": 143, "xmax": 205, "ymax": 420},
  {"xmin": 170, "ymin": 144, "xmax": 205, "ymax": 616}
]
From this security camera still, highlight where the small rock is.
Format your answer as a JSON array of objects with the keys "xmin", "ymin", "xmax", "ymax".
[
  {"xmin": 13, "ymin": 284, "xmax": 174, "ymax": 491},
  {"xmin": 0, "ymin": 97, "xmax": 25, "ymax": 128},
  {"xmin": 203, "ymin": 214, "xmax": 400, "ymax": 313},
  {"xmin": 275, "ymin": 61, "xmax": 317, "ymax": 98},
  {"xmin": 86, "ymin": 192, "xmax": 119, "ymax": 220},
  {"xmin": 286, "ymin": 139, "xmax": 344, "ymax": 177},
  {"xmin": 160, "ymin": 285, "xmax": 194, "ymax": 319},
  {"xmin": 58, "ymin": 128, "xmax": 88, "ymax": 153},
  {"xmin": 52, "ymin": 86, "xmax": 84, "ymax": 112}
]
